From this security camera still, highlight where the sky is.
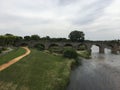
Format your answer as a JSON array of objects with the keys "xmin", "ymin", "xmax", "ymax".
[{"xmin": 0, "ymin": 0, "xmax": 120, "ymax": 40}]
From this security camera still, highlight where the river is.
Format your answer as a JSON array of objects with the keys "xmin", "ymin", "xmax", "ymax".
[{"xmin": 67, "ymin": 45, "xmax": 120, "ymax": 90}]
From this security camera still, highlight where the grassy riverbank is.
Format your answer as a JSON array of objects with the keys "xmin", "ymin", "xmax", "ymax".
[
  {"xmin": 77, "ymin": 50, "xmax": 91, "ymax": 59},
  {"xmin": 0, "ymin": 48, "xmax": 74, "ymax": 90},
  {"xmin": 0, "ymin": 47, "xmax": 26, "ymax": 65}
]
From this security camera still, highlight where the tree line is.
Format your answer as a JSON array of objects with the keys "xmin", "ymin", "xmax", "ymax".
[
  {"xmin": 0, "ymin": 30, "xmax": 120, "ymax": 47},
  {"xmin": 0, "ymin": 30, "xmax": 85, "ymax": 46}
]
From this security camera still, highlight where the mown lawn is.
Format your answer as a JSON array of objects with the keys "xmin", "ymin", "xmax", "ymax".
[
  {"xmin": 0, "ymin": 47, "xmax": 26, "ymax": 65},
  {"xmin": 0, "ymin": 49, "xmax": 73, "ymax": 90}
]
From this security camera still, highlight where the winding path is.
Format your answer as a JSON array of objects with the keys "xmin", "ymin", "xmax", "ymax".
[{"xmin": 0, "ymin": 47, "xmax": 31, "ymax": 71}]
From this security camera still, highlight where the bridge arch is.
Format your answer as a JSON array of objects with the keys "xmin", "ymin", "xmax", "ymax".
[
  {"xmin": 91, "ymin": 44, "xmax": 104, "ymax": 53},
  {"xmin": 48, "ymin": 43, "xmax": 62, "ymax": 53},
  {"xmin": 64, "ymin": 43, "xmax": 73, "ymax": 48},
  {"xmin": 49, "ymin": 43, "xmax": 60, "ymax": 48},
  {"xmin": 34, "ymin": 43, "xmax": 45, "ymax": 50},
  {"xmin": 20, "ymin": 42, "xmax": 28, "ymax": 47},
  {"xmin": 91, "ymin": 45, "xmax": 99, "ymax": 53},
  {"xmin": 77, "ymin": 44, "xmax": 88, "ymax": 50},
  {"xmin": 104, "ymin": 44, "xmax": 113, "ymax": 54}
]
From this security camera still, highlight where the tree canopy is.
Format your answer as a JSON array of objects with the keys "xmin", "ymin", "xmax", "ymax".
[
  {"xmin": 69, "ymin": 30, "xmax": 85, "ymax": 42},
  {"xmin": 0, "ymin": 34, "xmax": 23, "ymax": 46},
  {"xmin": 31, "ymin": 35, "xmax": 40, "ymax": 40}
]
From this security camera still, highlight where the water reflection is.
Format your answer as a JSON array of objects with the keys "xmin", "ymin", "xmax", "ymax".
[
  {"xmin": 67, "ymin": 46, "xmax": 120, "ymax": 90},
  {"xmin": 91, "ymin": 45, "xmax": 99, "ymax": 53},
  {"xmin": 105, "ymin": 48, "xmax": 111, "ymax": 54}
]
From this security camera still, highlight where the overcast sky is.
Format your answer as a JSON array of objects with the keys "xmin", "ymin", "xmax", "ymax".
[{"xmin": 0, "ymin": 0, "xmax": 120, "ymax": 40}]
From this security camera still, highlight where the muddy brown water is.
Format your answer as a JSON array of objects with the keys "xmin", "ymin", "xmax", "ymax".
[{"xmin": 67, "ymin": 47, "xmax": 120, "ymax": 90}]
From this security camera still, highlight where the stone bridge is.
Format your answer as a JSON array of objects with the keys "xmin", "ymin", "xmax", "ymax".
[{"xmin": 16, "ymin": 40, "xmax": 120, "ymax": 54}]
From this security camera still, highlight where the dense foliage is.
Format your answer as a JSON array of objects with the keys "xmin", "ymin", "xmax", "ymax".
[
  {"xmin": 63, "ymin": 48, "xmax": 78, "ymax": 59},
  {"xmin": 0, "ymin": 34, "xmax": 23, "ymax": 46},
  {"xmin": 69, "ymin": 30, "xmax": 85, "ymax": 42},
  {"xmin": 31, "ymin": 35, "xmax": 40, "ymax": 40}
]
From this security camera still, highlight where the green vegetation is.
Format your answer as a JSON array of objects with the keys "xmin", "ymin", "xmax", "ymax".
[
  {"xmin": 63, "ymin": 48, "xmax": 78, "ymax": 59},
  {"xmin": 77, "ymin": 50, "xmax": 91, "ymax": 59},
  {"xmin": 0, "ymin": 49, "xmax": 74, "ymax": 90},
  {"xmin": 49, "ymin": 46, "xmax": 63, "ymax": 53},
  {"xmin": 34, "ymin": 44, "xmax": 45, "ymax": 51},
  {"xmin": 1, "ymin": 47, "xmax": 8, "ymax": 51},
  {"xmin": 0, "ymin": 34, "xmax": 23, "ymax": 46},
  {"xmin": 78, "ymin": 45, "xmax": 86, "ymax": 50},
  {"xmin": 0, "ymin": 47, "xmax": 26, "ymax": 65},
  {"xmin": 69, "ymin": 30, "xmax": 85, "ymax": 42},
  {"xmin": 31, "ymin": 35, "xmax": 40, "ymax": 40}
]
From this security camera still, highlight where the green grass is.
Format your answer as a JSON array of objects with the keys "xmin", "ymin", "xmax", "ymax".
[
  {"xmin": 77, "ymin": 50, "xmax": 91, "ymax": 59},
  {"xmin": 0, "ymin": 49, "xmax": 73, "ymax": 90},
  {"xmin": 0, "ymin": 47, "xmax": 26, "ymax": 65}
]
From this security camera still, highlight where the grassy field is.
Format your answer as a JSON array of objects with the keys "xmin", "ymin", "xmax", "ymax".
[
  {"xmin": 0, "ymin": 47, "xmax": 26, "ymax": 65},
  {"xmin": 0, "ymin": 48, "xmax": 73, "ymax": 90}
]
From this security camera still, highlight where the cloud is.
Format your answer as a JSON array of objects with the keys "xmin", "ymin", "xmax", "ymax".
[
  {"xmin": 70, "ymin": 0, "xmax": 113, "ymax": 25},
  {"xmin": 0, "ymin": 0, "xmax": 120, "ymax": 40}
]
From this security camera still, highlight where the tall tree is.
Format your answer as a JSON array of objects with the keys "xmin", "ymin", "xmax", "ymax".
[
  {"xmin": 24, "ymin": 36, "xmax": 31, "ymax": 41},
  {"xmin": 69, "ymin": 30, "xmax": 85, "ymax": 42},
  {"xmin": 31, "ymin": 35, "xmax": 40, "ymax": 40}
]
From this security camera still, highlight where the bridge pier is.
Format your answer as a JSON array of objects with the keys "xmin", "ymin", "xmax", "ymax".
[
  {"xmin": 111, "ymin": 44, "xmax": 119, "ymax": 54},
  {"xmin": 99, "ymin": 47, "xmax": 104, "ymax": 53},
  {"xmin": 111, "ymin": 48, "xmax": 118, "ymax": 54},
  {"xmin": 44, "ymin": 43, "xmax": 49, "ymax": 50}
]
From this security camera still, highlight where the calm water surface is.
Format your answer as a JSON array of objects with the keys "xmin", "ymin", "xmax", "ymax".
[{"xmin": 67, "ymin": 46, "xmax": 120, "ymax": 90}]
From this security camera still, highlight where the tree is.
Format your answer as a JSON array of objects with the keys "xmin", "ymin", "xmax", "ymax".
[
  {"xmin": 0, "ymin": 35, "xmax": 5, "ymax": 46},
  {"xmin": 31, "ymin": 35, "xmax": 40, "ymax": 40},
  {"xmin": 5, "ymin": 33, "xmax": 14, "ymax": 36},
  {"xmin": 69, "ymin": 30, "xmax": 85, "ymax": 42},
  {"xmin": 14, "ymin": 36, "xmax": 23, "ymax": 43},
  {"xmin": 24, "ymin": 36, "xmax": 31, "ymax": 41},
  {"xmin": 46, "ymin": 36, "xmax": 50, "ymax": 40}
]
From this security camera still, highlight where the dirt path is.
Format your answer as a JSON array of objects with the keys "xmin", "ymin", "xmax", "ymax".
[{"xmin": 0, "ymin": 47, "xmax": 31, "ymax": 71}]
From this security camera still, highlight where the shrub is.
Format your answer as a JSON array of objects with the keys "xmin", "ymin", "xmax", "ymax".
[
  {"xmin": 79, "ymin": 45, "xmax": 86, "ymax": 50},
  {"xmin": 0, "ymin": 50, "xmax": 2, "ymax": 53},
  {"xmin": 63, "ymin": 48, "xmax": 78, "ymax": 59},
  {"xmin": 2, "ymin": 47, "xmax": 7, "ymax": 51}
]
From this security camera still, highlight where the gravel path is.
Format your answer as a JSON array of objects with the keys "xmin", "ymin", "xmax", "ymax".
[{"xmin": 0, "ymin": 47, "xmax": 31, "ymax": 71}]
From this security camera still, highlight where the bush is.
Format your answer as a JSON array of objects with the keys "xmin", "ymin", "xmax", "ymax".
[
  {"xmin": 2, "ymin": 47, "xmax": 7, "ymax": 51},
  {"xmin": 78, "ymin": 45, "xmax": 86, "ymax": 50},
  {"xmin": 63, "ymin": 48, "xmax": 78, "ymax": 59},
  {"xmin": 0, "ymin": 50, "xmax": 2, "ymax": 53}
]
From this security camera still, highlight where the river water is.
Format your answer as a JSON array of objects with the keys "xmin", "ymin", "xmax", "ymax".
[{"xmin": 67, "ymin": 45, "xmax": 120, "ymax": 90}]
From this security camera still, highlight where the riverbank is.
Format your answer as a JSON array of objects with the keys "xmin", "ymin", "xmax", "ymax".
[
  {"xmin": 77, "ymin": 50, "xmax": 91, "ymax": 59},
  {"xmin": 0, "ymin": 48, "xmax": 74, "ymax": 90}
]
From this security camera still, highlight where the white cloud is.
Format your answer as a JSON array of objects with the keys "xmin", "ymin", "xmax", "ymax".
[{"xmin": 0, "ymin": 0, "xmax": 120, "ymax": 40}]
